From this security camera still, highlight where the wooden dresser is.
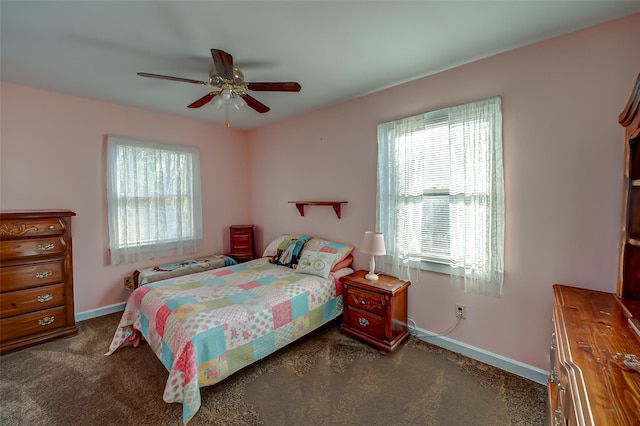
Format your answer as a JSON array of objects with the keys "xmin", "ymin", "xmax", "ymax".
[
  {"xmin": 340, "ymin": 270, "xmax": 410, "ymax": 354},
  {"xmin": 550, "ymin": 284, "xmax": 640, "ymax": 425},
  {"xmin": 229, "ymin": 225, "xmax": 254, "ymax": 263},
  {"xmin": 0, "ymin": 210, "xmax": 78, "ymax": 355}
]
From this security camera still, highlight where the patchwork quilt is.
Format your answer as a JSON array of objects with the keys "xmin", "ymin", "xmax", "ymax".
[{"xmin": 107, "ymin": 258, "xmax": 349, "ymax": 424}]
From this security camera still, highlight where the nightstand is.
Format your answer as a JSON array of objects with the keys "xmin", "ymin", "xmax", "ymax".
[
  {"xmin": 340, "ymin": 270, "xmax": 410, "ymax": 354},
  {"xmin": 229, "ymin": 225, "xmax": 254, "ymax": 263}
]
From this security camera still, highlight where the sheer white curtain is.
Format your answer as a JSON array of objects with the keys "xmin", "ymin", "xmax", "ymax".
[
  {"xmin": 449, "ymin": 96, "xmax": 504, "ymax": 296},
  {"xmin": 376, "ymin": 96, "xmax": 504, "ymax": 296},
  {"xmin": 376, "ymin": 115, "xmax": 426, "ymax": 284},
  {"xmin": 106, "ymin": 135, "xmax": 203, "ymax": 265}
]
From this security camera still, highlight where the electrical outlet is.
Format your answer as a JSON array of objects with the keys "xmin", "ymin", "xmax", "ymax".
[{"xmin": 455, "ymin": 303, "xmax": 467, "ymax": 319}]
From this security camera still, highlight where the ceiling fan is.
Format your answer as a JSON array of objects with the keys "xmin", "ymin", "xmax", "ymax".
[{"xmin": 138, "ymin": 48, "xmax": 301, "ymax": 127}]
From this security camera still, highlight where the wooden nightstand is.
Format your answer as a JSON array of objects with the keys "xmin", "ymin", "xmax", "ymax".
[
  {"xmin": 229, "ymin": 225, "xmax": 254, "ymax": 263},
  {"xmin": 340, "ymin": 270, "xmax": 410, "ymax": 354}
]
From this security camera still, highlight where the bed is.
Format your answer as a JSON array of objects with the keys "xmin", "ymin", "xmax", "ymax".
[{"xmin": 106, "ymin": 235, "xmax": 354, "ymax": 424}]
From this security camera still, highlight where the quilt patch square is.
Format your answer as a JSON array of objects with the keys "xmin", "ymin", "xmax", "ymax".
[
  {"xmin": 198, "ymin": 353, "xmax": 229, "ymax": 385},
  {"xmin": 227, "ymin": 342, "xmax": 254, "ymax": 373},
  {"xmin": 252, "ymin": 331, "xmax": 276, "ymax": 360},
  {"xmin": 193, "ymin": 324, "xmax": 226, "ymax": 363},
  {"xmin": 166, "ymin": 296, "xmax": 198, "ymax": 311},
  {"xmin": 290, "ymin": 293, "xmax": 309, "ymax": 319},
  {"xmin": 272, "ymin": 300, "xmax": 293, "ymax": 329}
]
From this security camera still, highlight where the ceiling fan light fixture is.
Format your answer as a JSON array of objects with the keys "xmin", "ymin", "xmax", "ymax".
[
  {"xmin": 232, "ymin": 95, "xmax": 246, "ymax": 110},
  {"xmin": 211, "ymin": 95, "xmax": 224, "ymax": 109}
]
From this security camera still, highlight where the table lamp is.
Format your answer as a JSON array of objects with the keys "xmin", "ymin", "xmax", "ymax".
[{"xmin": 361, "ymin": 231, "xmax": 386, "ymax": 280}]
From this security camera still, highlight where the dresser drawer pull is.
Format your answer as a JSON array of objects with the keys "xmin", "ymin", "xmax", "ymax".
[
  {"xmin": 358, "ymin": 317, "xmax": 369, "ymax": 327},
  {"xmin": 48, "ymin": 225, "xmax": 55, "ymax": 229},
  {"xmin": 554, "ymin": 409, "xmax": 564, "ymax": 426},
  {"xmin": 37, "ymin": 294, "xmax": 54, "ymax": 303},
  {"xmin": 36, "ymin": 271, "xmax": 52, "ymax": 279},
  {"xmin": 38, "ymin": 316, "xmax": 55, "ymax": 326},
  {"xmin": 38, "ymin": 243, "xmax": 55, "ymax": 251},
  {"xmin": 360, "ymin": 300, "xmax": 366, "ymax": 305}
]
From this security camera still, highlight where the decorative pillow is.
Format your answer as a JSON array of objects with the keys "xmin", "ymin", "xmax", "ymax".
[
  {"xmin": 331, "ymin": 254, "xmax": 353, "ymax": 272},
  {"xmin": 262, "ymin": 234, "xmax": 291, "ymax": 257},
  {"xmin": 296, "ymin": 250, "xmax": 337, "ymax": 278},
  {"xmin": 302, "ymin": 237, "xmax": 354, "ymax": 269},
  {"xmin": 271, "ymin": 235, "xmax": 311, "ymax": 268}
]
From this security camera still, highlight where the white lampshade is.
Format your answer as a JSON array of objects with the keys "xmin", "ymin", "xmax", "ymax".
[
  {"xmin": 361, "ymin": 231, "xmax": 386, "ymax": 256},
  {"xmin": 361, "ymin": 231, "xmax": 385, "ymax": 280}
]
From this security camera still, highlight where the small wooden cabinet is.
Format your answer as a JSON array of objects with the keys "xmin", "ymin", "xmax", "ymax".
[
  {"xmin": 550, "ymin": 284, "xmax": 640, "ymax": 425},
  {"xmin": 0, "ymin": 210, "xmax": 78, "ymax": 355},
  {"xmin": 229, "ymin": 225, "xmax": 254, "ymax": 263},
  {"xmin": 340, "ymin": 270, "xmax": 410, "ymax": 353}
]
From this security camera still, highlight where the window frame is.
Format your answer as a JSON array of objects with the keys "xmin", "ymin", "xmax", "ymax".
[{"xmin": 106, "ymin": 135, "xmax": 202, "ymax": 265}]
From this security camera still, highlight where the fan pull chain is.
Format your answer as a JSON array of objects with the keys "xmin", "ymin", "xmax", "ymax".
[{"xmin": 225, "ymin": 104, "xmax": 230, "ymax": 127}]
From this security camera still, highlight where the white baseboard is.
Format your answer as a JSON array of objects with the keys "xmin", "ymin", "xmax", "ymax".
[
  {"xmin": 411, "ymin": 325, "xmax": 549, "ymax": 385},
  {"xmin": 75, "ymin": 302, "xmax": 126, "ymax": 322}
]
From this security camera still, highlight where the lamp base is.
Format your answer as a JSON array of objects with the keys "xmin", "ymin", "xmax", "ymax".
[{"xmin": 365, "ymin": 273, "xmax": 379, "ymax": 281}]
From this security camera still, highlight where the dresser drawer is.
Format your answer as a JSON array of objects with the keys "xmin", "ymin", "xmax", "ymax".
[
  {"xmin": 0, "ymin": 218, "xmax": 65, "ymax": 238},
  {"xmin": 344, "ymin": 306, "xmax": 385, "ymax": 340},
  {"xmin": 0, "ymin": 236, "xmax": 66, "ymax": 260},
  {"xmin": 0, "ymin": 283, "xmax": 65, "ymax": 318},
  {"xmin": 0, "ymin": 261, "xmax": 64, "ymax": 291},
  {"xmin": 0, "ymin": 306, "xmax": 67, "ymax": 341},
  {"xmin": 345, "ymin": 286, "xmax": 385, "ymax": 315}
]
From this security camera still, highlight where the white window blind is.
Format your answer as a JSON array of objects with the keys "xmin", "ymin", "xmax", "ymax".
[{"xmin": 106, "ymin": 135, "xmax": 202, "ymax": 265}]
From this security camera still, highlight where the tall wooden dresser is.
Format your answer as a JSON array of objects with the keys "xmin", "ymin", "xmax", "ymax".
[{"xmin": 0, "ymin": 210, "xmax": 78, "ymax": 354}]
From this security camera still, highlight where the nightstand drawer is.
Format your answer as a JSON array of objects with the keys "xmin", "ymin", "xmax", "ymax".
[
  {"xmin": 344, "ymin": 306, "xmax": 385, "ymax": 340},
  {"xmin": 345, "ymin": 287, "xmax": 385, "ymax": 315}
]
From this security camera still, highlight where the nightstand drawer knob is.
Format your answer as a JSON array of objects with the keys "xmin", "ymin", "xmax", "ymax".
[
  {"xmin": 358, "ymin": 317, "xmax": 369, "ymax": 327},
  {"xmin": 360, "ymin": 300, "xmax": 366, "ymax": 305}
]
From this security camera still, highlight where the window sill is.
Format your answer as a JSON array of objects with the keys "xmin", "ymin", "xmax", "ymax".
[{"xmin": 419, "ymin": 260, "xmax": 451, "ymax": 275}]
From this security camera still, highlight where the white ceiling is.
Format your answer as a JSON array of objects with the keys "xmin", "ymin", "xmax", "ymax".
[{"xmin": 2, "ymin": 1, "xmax": 639, "ymax": 130}]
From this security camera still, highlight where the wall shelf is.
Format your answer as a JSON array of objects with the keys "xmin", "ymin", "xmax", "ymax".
[{"xmin": 288, "ymin": 201, "xmax": 348, "ymax": 219}]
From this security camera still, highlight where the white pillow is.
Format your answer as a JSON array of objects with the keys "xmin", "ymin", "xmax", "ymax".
[
  {"xmin": 262, "ymin": 234, "xmax": 290, "ymax": 257},
  {"xmin": 296, "ymin": 250, "xmax": 337, "ymax": 278}
]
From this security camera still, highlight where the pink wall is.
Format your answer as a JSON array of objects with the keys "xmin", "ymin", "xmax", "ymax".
[
  {"xmin": 248, "ymin": 14, "xmax": 640, "ymax": 370},
  {"xmin": 0, "ymin": 84, "xmax": 250, "ymax": 313}
]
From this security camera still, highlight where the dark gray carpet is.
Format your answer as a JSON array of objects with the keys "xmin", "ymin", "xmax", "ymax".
[{"xmin": 0, "ymin": 312, "xmax": 546, "ymax": 425}]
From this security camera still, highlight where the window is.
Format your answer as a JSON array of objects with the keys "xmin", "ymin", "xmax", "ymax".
[
  {"xmin": 106, "ymin": 135, "xmax": 202, "ymax": 265},
  {"xmin": 377, "ymin": 96, "xmax": 504, "ymax": 296}
]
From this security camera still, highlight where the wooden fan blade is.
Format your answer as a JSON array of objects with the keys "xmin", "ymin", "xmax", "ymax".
[
  {"xmin": 241, "ymin": 94, "xmax": 270, "ymax": 113},
  {"xmin": 247, "ymin": 82, "xmax": 301, "ymax": 92},
  {"xmin": 188, "ymin": 92, "xmax": 217, "ymax": 108},
  {"xmin": 211, "ymin": 49, "xmax": 234, "ymax": 80},
  {"xmin": 137, "ymin": 72, "xmax": 208, "ymax": 85}
]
